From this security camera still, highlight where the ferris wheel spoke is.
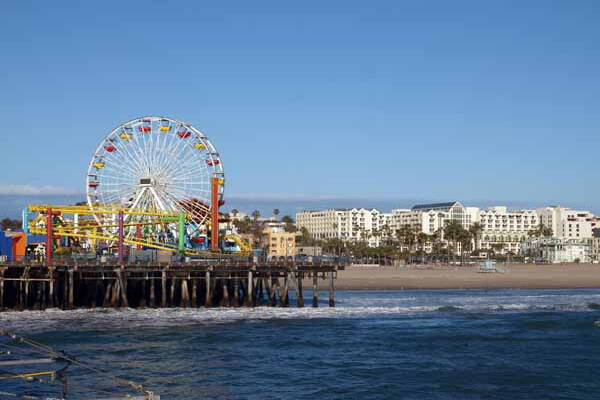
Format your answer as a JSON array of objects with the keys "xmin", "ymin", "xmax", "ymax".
[
  {"xmin": 104, "ymin": 148, "xmax": 143, "ymax": 178},
  {"xmin": 129, "ymin": 128, "xmax": 152, "ymax": 174},
  {"xmin": 117, "ymin": 135, "xmax": 148, "ymax": 176},
  {"xmin": 154, "ymin": 133, "xmax": 193, "ymax": 179},
  {"xmin": 103, "ymin": 137, "xmax": 145, "ymax": 175},
  {"xmin": 162, "ymin": 133, "xmax": 200, "ymax": 174},
  {"xmin": 163, "ymin": 151, "xmax": 208, "ymax": 186}
]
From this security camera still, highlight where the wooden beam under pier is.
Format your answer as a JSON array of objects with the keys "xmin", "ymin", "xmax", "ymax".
[{"xmin": 0, "ymin": 261, "xmax": 343, "ymax": 311}]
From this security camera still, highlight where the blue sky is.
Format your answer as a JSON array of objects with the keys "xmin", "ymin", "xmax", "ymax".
[{"xmin": 0, "ymin": 1, "xmax": 599, "ymax": 216}]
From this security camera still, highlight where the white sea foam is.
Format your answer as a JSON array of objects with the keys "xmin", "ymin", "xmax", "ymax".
[
  {"xmin": 0, "ymin": 304, "xmax": 597, "ymax": 333},
  {"xmin": 2, "ymin": 289, "xmax": 600, "ymax": 333}
]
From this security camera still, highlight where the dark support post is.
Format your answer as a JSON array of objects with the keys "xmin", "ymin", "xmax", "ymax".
[
  {"xmin": 63, "ymin": 270, "xmax": 68, "ymax": 309},
  {"xmin": 48, "ymin": 267, "xmax": 54, "ymax": 308},
  {"xmin": 149, "ymin": 272, "xmax": 155, "ymax": 307},
  {"xmin": 170, "ymin": 275, "xmax": 177, "ymax": 307},
  {"xmin": 221, "ymin": 278, "xmax": 230, "ymax": 307},
  {"xmin": 329, "ymin": 271, "xmax": 335, "ymax": 307},
  {"xmin": 115, "ymin": 269, "xmax": 129, "ymax": 308},
  {"xmin": 37, "ymin": 281, "xmax": 44, "ymax": 309},
  {"xmin": 267, "ymin": 276, "xmax": 275, "ymax": 307},
  {"xmin": 68, "ymin": 269, "xmax": 74, "ymax": 309},
  {"xmin": 296, "ymin": 272, "xmax": 304, "ymax": 308},
  {"xmin": 139, "ymin": 277, "xmax": 147, "ymax": 308},
  {"xmin": 280, "ymin": 273, "xmax": 289, "ymax": 307},
  {"xmin": 110, "ymin": 278, "xmax": 119, "ymax": 307},
  {"xmin": 161, "ymin": 269, "xmax": 167, "ymax": 308},
  {"xmin": 312, "ymin": 272, "xmax": 318, "ymax": 307},
  {"xmin": 24, "ymin": 274, "xmax": 29, "ymax": 309},
  {"xmin": 245, "ymin": 270, "xmax": 253, "ymax": 306},
  {"xmin": 205, "ymin": 271, "xmax": 211, "ymax": 307},
  {"xmin": 181, "ymin": 280, "xmax": 190, "ymax": 307},
  {"xmin": 192, "ymin": 279, "xmax": 197, "ymax": 307},
  {"xmin": 233, "ymin": 278, "xmax": 240, "ymax": 307},
  {"xmin": 104, "ymin": 282, "xmax": 112, "ymax": 307}
]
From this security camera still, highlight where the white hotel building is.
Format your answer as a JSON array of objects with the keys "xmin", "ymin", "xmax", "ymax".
[
  {"xmin": 478, "ymin": 207, "xmax": 539, "ymax": 254},
  {"xmin": 295, "ymin": 208, "xmax": 390, "ymax": 247},
  {"xmin": 296, "ymin": 202, "xmax": 597, "ymax": 255},
  {"xmin": 536, "ymin": 206, "xmax": 596, "ymax": 239}
]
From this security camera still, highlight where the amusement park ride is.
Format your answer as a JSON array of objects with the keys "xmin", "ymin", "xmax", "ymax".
[{"xmin": 22, "ymin": 116, "xmax": 251, "ymax": 263}]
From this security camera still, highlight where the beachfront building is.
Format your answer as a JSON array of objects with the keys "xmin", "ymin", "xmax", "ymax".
[
  {"xmin": 295, "ymin": 208, "xmax": 392, "ymax": 247},
  {"xmin": 591, "ymin": 229, "xmax": 600, "ymax": 263},
  {"xmin": 521, "ymin": 237, "xmax": 591, "ymax": 263},
  {"xmin": 263, "ymin": 227, "xmax": 296, "ymax": 258},
  {"xmin": 388, "ymin": 202, "xmax": 478, "ymax": 234},
  {"xmin": 536, "ymin": 206, "xmax": 596, "ymax": 239},
  {"xmin": 479, "ymin": 207, "xmax": 539, "ymax": 254}
]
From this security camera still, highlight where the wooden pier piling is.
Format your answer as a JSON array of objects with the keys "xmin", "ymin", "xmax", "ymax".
[
  {"xmin": 0, "ymin": 261, "xmax": 343, "ymax": 311},
  {"xmin": 312, "ymin": 272, "xmax": 319, "ymax": 307},
  {"xmin": 205, "ymin": 270, "xmax": 211, "ymax": 307},
  {"xmin": 329, "ymin": 271, "xmax": 335, "ymax": 307}
]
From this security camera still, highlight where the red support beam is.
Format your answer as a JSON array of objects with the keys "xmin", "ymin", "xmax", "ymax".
[
  {"xmin": 45, "ymin": 208, "xmax": 53, "ymax": 265},
  {"xmin": 136, "ymin": 224, "xmax": 142, "ymax": 250},
  {"xmin": 211, "ymin": 177, "xmax": 220, "ymax": 252}
]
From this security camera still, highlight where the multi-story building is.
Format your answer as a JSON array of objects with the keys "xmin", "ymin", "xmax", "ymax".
[
  {"xmin": 537, "ymin": 206, "xmax": 596, "ymax": 239},
  {"xmin": 296, "ymin": 208, "xmax": 390, "ymax": 247},
  {"xmin": 521, "ymin": 238, "xmax": 591, "ymax": 263},
  {"xmin": 591, "ymin": 229, "xmax": 600, "ymax": 263},
  {"xmin": 297, "ymin": 203, "xmax": 598, "ymax": 256},
  {"xmin": 479, "ymin": 206, "xmax": 538, "ymax": 254},
  {"xmin": 263, "ymin": 227, "xmax": 295, "ymax": 258},
  {"xmin": 389, "ymin": 202, "xmax": 477, "ymax": 235}
]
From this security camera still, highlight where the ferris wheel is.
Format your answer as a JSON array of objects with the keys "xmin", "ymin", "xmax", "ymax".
[{"xmin": 86, "ymin": 116, "xmax": 224, "ymax": 231}]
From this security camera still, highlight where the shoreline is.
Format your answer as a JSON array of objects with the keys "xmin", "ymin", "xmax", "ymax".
[{"xmin": 320, "ymin": 263, "xmax": 600, "ymax": 290}]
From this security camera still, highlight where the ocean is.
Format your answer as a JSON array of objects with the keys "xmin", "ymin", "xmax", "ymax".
[{"xmin": 2, "ymin": 289, "xmax": 600, "ymax": 399}]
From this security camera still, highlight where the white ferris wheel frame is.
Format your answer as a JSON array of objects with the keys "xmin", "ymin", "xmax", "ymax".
[{"xmin": 86, "ymin": 116, "xmax": 224, "ymax": 229}]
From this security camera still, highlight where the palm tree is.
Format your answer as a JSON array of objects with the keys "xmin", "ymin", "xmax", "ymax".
[
  {"xmin": 273, "ymin": 208, "xmax": 280, "ymax": 219},
  {"xmin": 528, "ymin": 222, "xmax": 553, "ymax": 238},
  {"xmin": 469, "ymin": 222, "xmax": 482, "ymax": 252},
  {"xmin": 443, "ymin": 220, "xmax": 465, "ymax": 263},
  {"xmin": 231, "ymin": 208, "xmax": 239, "ymax": 219},
  {"xmin": 251, "ymin": 210, "xmax": 261, "ymax": 221}
]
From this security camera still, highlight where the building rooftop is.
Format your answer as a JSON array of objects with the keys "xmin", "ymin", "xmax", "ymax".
[{"xmin": 411, "ymin": 202, "xmax": 458, "ymax": 211}]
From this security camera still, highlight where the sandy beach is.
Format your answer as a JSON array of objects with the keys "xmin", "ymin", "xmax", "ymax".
[{"xmin": 327, "ymin": 263, "xmax": 600, "ymax": 290}]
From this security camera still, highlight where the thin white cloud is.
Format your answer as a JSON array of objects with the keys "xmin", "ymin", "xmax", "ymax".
[
  {"xmin": 226, "ymin": 193, "xmax": 371, "ymax": 201},
  {"xmin": 0, "ymin": 185, "xmax": 83, "ymax": 196}
]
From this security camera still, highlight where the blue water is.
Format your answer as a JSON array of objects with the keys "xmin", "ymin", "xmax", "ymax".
[{"xmin": 2, "ymin": 289, "xmax": 600, "ymax": 399}]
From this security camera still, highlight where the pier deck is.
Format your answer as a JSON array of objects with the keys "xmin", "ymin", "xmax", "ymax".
[{"xmin": 0, "ymin": 260, "xmax": 344, "ymax": 311}]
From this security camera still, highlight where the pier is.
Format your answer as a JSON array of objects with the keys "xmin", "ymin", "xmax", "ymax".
[{"xmin": 0, "ymin": 259, "xmax": 343, "ymax": 311}]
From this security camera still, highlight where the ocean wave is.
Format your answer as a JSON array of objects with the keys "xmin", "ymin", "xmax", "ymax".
[{"xmin": 1, "ymin": 301, "xmax": 599, "ymax": 333}]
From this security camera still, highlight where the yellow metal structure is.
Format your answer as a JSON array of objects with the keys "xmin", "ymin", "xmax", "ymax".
[
  {"xmin": 26, "ymin": 204, "xmax": 240, "ymax": 257},
  {"xmin": 224, "ymin": 234, "xmax": 252, "ymax": 254}
]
